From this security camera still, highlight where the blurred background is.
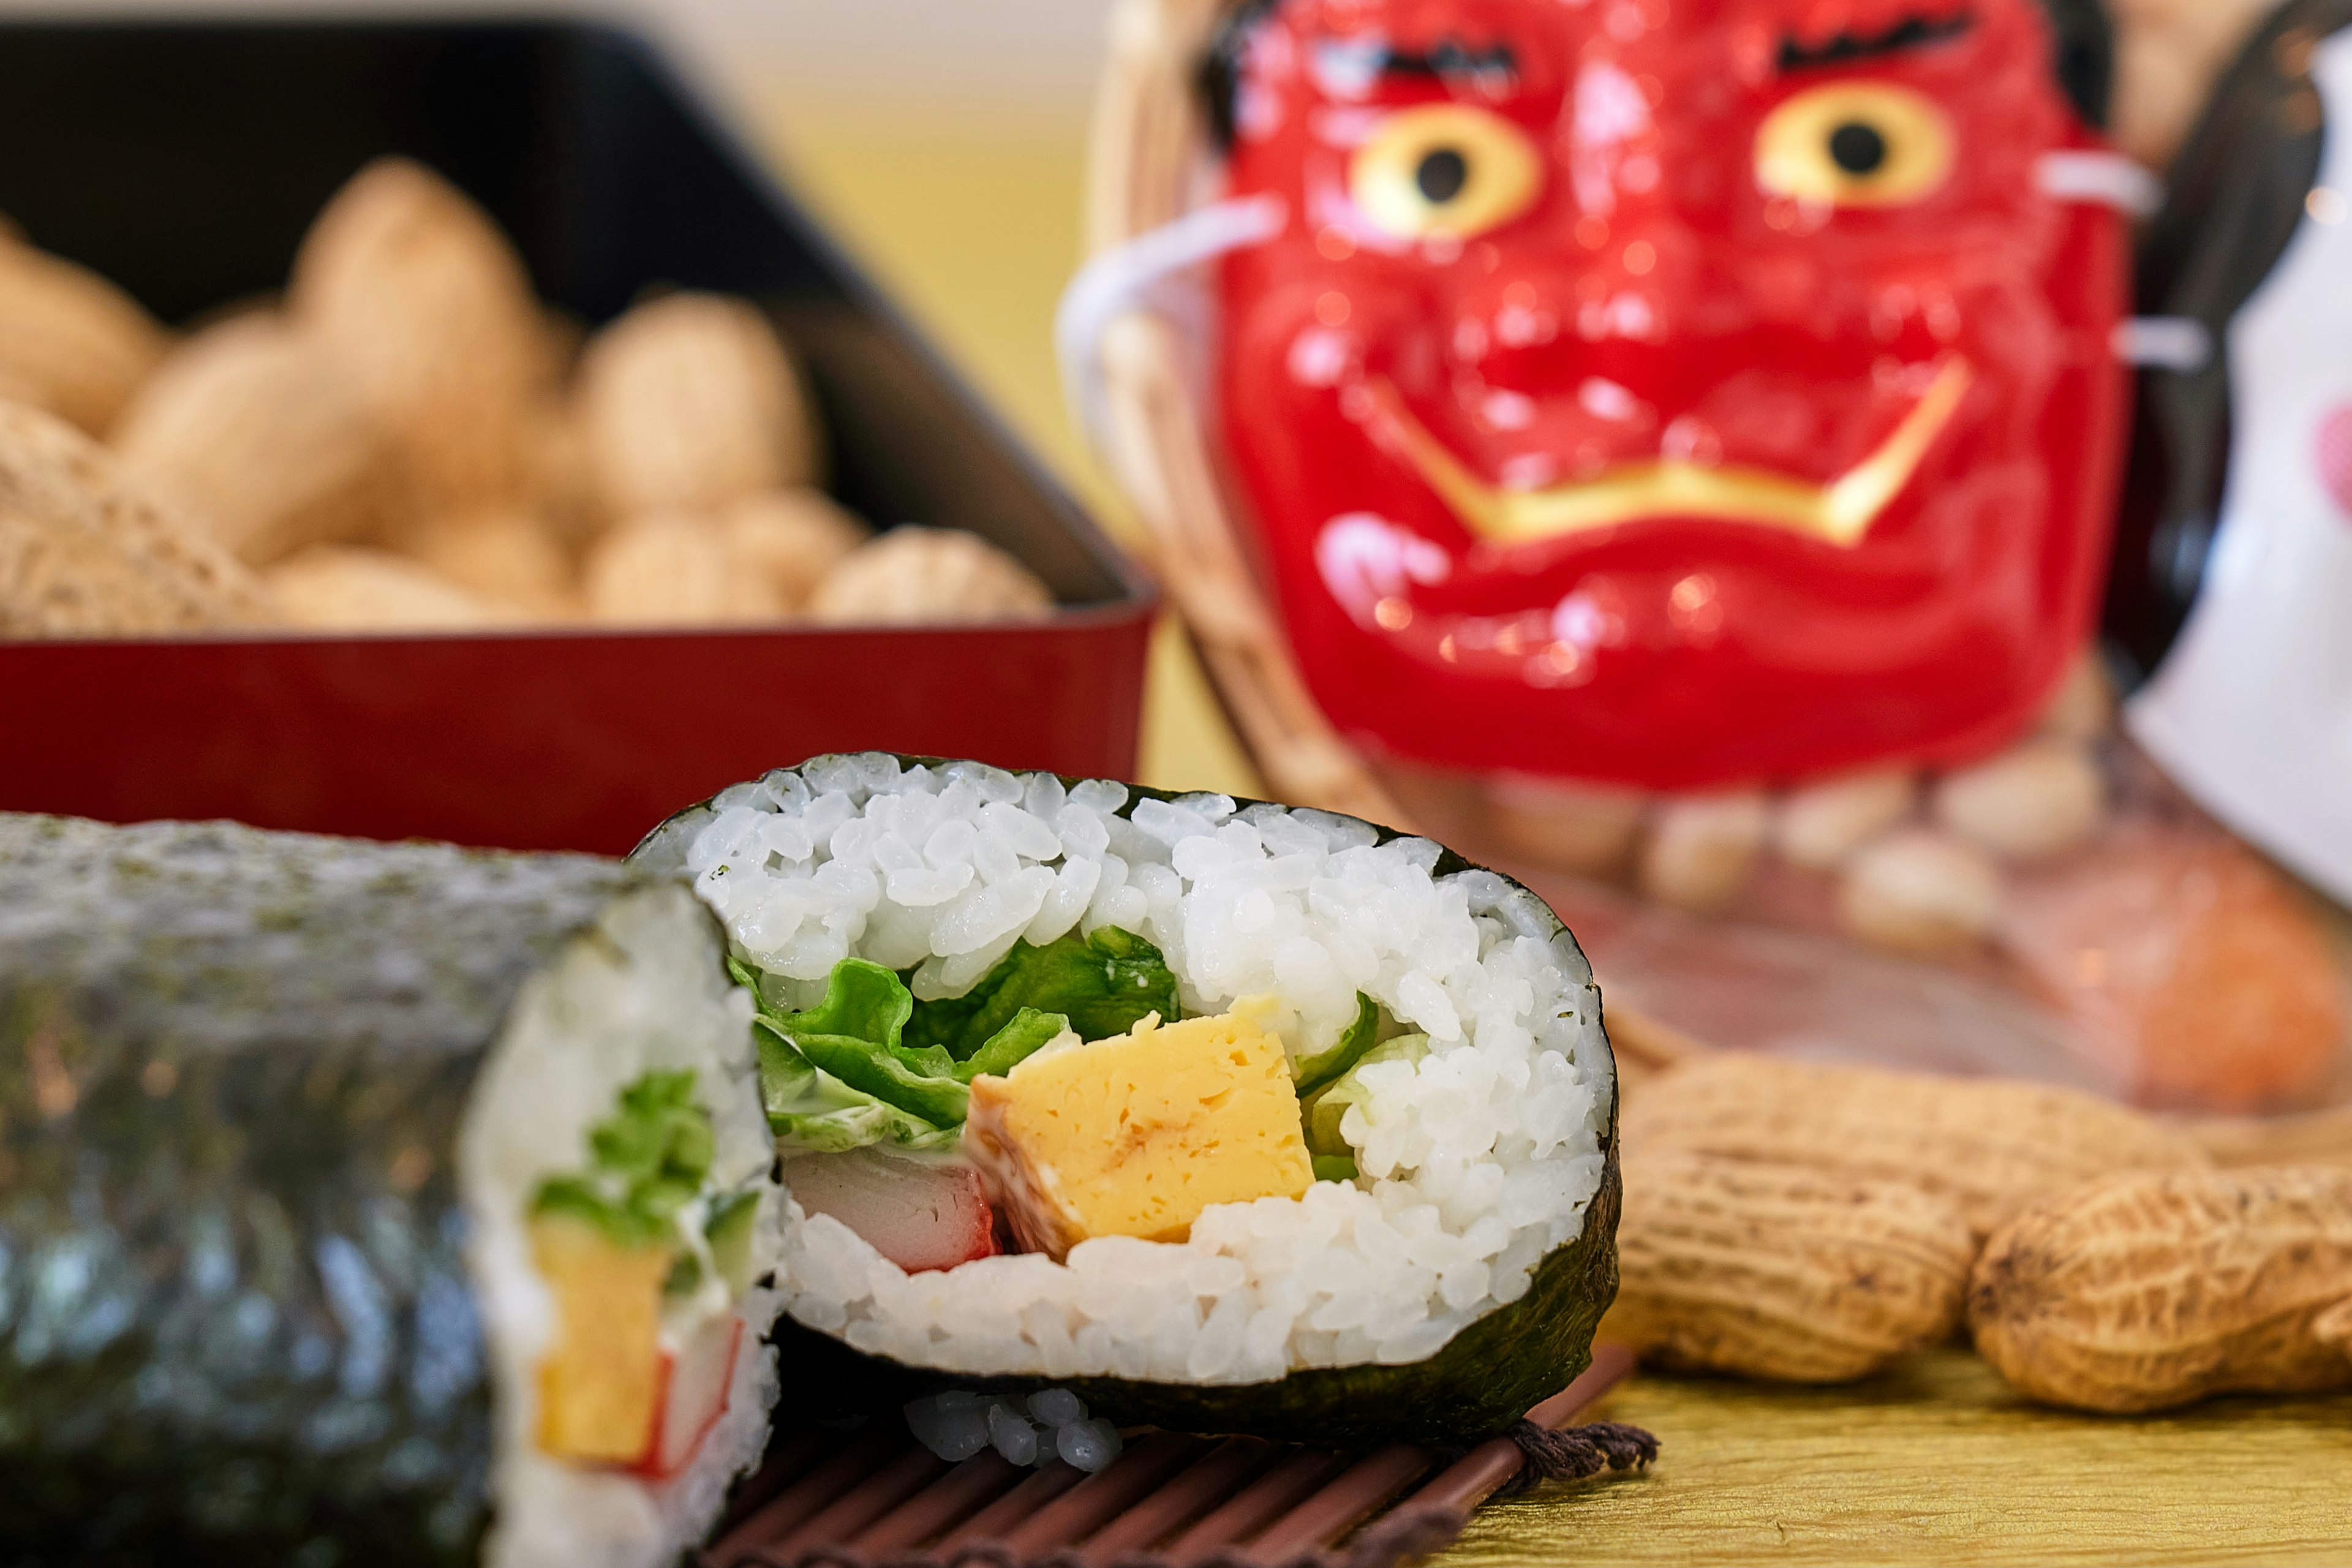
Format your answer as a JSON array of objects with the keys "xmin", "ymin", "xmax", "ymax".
[
  {"xmin": 0, "ymin": 0, "xmax": 1255, "ymax": 796},
  {"xmin": 645, "ymin": 0, "xmax": 1261, "ymax": 799},
  {"xmin": 692, "ymin": 0, "xmax": 1262, "ymax": 799}
]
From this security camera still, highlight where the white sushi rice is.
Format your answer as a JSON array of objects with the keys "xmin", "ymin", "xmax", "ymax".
[
  {"xmin": 673, "ymin": 755, "xmax": 1613, "ymax": 1386},
  {"xmin": 903, "ymin": 1389, "xmax": 1123, "ymax": 1471},
  {"xmin": 458, "ymin": 883, "xmax": 786, "ymax": 1568}
]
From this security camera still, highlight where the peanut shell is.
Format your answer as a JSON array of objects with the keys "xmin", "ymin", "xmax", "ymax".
[
  {"xmin": 1623, "ymin": 1053, "xmax": 2211, "ymax": 1240},
  {"xmin": 806, "ymin": 526, "xmax": 1052, "ymax": 625},
  {"xmin": 526, "ymin": 401, "xmax": 603, "ymax": 547},
  {"xmin": 1836, "ymin": 827, "xmax": 2000, "ymax": 955},
  {"xmin": 579, "ymin": 292, "xmax": 818, "ymax": 518},
  {"xmin": 1774, "ymin": 768, "xmax": 1917, "ymax": 871},
  {"xmin": 584, "ymin": 513, "xmax": 789, "ymax": 626},
  {"xmin": 1609, "ymin": 1150, "xmax": 1976, "ymax": 1382},
  {"xmin": 0, "ymin": 399, "xmax": 274, "ymax": 637},
  {"xmin": 397, "ymin": 508, "xmax": 577, "ymax": 620},
  {"xmin": 111, "ymin": 314, "xmax": 391, "ymax": 565},
  {"xmin": 720, "ymin": 489, "xmax": 867, "ymax": 609},
  {"xmin": 265, "ymin": 545, "xmax": 499, "ymax": 632},
  {"xmin": 1969, "ymin": 1166, "xmax": 2352, "ymax": 1412},
  {"xmin": 290, "ymin": 157, "xmax": 550, "ymax": 511},
  {"xmin": 0, "ymin": 236, "xmax": 170, "ymax": 434}
]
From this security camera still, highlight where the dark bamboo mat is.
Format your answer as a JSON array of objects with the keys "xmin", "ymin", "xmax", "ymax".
[{"xmin": 703, "ymin": 1343, "xmax": 1638, "ymax": 1568}]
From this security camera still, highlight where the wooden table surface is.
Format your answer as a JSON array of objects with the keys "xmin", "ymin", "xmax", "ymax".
[
  {"xmin": 748, "ymin": 86, "xmax": 2352, "ymax": 1566},
  {"xmin": 1459, "ymin": 1349, "xmax": 2352, "ymax": 1566}
]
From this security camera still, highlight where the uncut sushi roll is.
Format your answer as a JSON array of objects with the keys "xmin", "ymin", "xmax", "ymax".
[
  {"xmin": 0, "ymin": 814, "xmax": 783, "ymax": 1567},
  {"xmin": 635, "ymin": 755, "xmax": 1621, "ymax": 1447}
]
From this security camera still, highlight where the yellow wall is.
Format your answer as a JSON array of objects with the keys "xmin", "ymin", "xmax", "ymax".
[{"xmin": 748, "ymin": 92, "xmax": 1261, "ymax": 801}]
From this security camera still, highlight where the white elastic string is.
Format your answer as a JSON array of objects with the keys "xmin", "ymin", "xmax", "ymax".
[
  {"xmin": 2035, "ymin": 153, "xmax": 2185, "ymax": 368},
  {"xmin": 1058, "ymin": 165, "xmax": 2171, "ymax": 434},
  {"xmin": 2111, "ymin": 316, "xmax": 2214, "ymax": 371},
  {"xmin": 1055, "ymin": 193, "xmax": 1288, "ymax": 448},
  {"xmin": 2036, "ymin": 150, "xmax": 2165, "ymax": 217}
]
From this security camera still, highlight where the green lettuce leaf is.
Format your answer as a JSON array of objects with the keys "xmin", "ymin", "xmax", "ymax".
[
  {"xmin": 591, "ymin": 1069, "xmax": 714, "ymax": 1186},
  {"xmin": 729, "ymin": 932, "xmax": 1174, "ymax": 1153},
  {"xmin": 777, "ymin": 956, "xmax": 914, "ymax": 1053},
  {"xmin": 903, "ymin": 926, "xmax": 1181, "ymax": 1058},
  {"xmin": 770, "ymin": 1081, "xmax": 959, "ymax": 1153},
  {"xmin": 704, "ymin": 1186, "xmax": 765, "ymax": 1292},
  {"xmin": 956, "ymin": 1007, "xmax": 1070, "ymax": 1081},
  {"xmin": 752, "ymin": 1020, "xmax": 818, "ymax": 1114},
  {"xmin": 793, "ymin": 1032, "xmax": 968, "ymax": 1126},
  {"xmin": 530, "ymin": 1068, "xmax": 718, "ymax": 1248},
  {"xmin": 748, "ymin": 963, "xmax": 969, "ymax": 1133},
  {"xmin": 1292, "ymin": 992, "xmax": 1382, "ymax": 1096},
  {"xmin": 531, "ymin": 1174, "xmax": 671, "ymax": 1248},
  {"xmin": 732, "ymin": 955, "xmax": 964, "ymax": 1150}
]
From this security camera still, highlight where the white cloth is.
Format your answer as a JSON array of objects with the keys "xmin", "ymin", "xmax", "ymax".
[{"xmin": 2128, "ymin": 26, "xmax": 2352, "ymax": 905}]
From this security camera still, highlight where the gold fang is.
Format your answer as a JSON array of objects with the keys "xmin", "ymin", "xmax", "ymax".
[{"xmin": 1364, "ymin": 357, "xmax": 1973, "ymax": 549}]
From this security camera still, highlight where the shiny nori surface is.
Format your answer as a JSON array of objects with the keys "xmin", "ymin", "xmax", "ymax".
[
  {"xmin": 0, "ymin": 813, "xmax": 663, "ymax": 1566},
  {"xmin": 639, "ymin": 758, "xmax": 1622, "ymax": 1447}
]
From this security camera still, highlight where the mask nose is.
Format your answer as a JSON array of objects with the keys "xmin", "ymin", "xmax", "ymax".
[
  {"xmin": 1441, "ymin": 225, "xmax": 1728, "ymax": 427},
  {"xmin": 1431, "ymin": 217, "xmax": 1961, "ymax": 490}
]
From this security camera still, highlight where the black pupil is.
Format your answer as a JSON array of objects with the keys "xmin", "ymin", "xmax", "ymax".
[
  {"xmin": 1416, "ymin": 148, "xmax": 1469, "ymax": 203},
  {"xmin": 1828, "ymin": 121, "xmax": 1888, "ymax": 176}
]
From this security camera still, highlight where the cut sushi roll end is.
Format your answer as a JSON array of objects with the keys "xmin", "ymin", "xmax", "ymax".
[
  {"xmin": 459, "ymin": 881, "xmax": 785, "ymax": 1568},
  {"xmin": 636, "ymin": 755, "xmax": 1621, "ymax": 1450},
  {"xmin": 0, "ymin": 816, "xmax": 786, "ymax": 1567}
]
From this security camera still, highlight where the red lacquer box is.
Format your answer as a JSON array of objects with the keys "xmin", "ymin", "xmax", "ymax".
[{"xmin": 0, "ymin": 17, "xmax": 1153, "ymax": 853}]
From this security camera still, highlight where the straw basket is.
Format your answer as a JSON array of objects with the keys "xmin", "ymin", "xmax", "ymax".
[{"xmin": 1079, "ymin": 0, "xmax": 1420, "ymax": 833}]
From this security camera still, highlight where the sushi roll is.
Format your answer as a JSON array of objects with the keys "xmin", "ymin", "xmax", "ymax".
[
  {"xmin": 0, "ymin": 814, "xmax": 783, "ymax": 1567},
  {"xmin": 634, "ymin": 754, "xmax": 1621, "ymax": 1447}
]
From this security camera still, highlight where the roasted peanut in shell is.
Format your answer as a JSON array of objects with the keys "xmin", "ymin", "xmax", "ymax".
[
  {"xmin": 111, "ymin": 313, "xmax": 391, "ymax": 565},
  {"xmin": 0, "ymin": 233, "xmax": 170, "ymax": 434},
  {"xmin": 807, "ymin": 526, "xmax": 1052, "ymax": 625},
  {"xmin": 267, "ymin": 545, "xmax": 499, "ymax": 632},
  {"xmin": 1609, "ymin": 1150, "xmax": 1977, "ymax": 1382},
  {"xmin": 579, "ymin": 292, "xmax": 818, "ymax": 519},
  {"xmin": 290, "ymin": 157, "xmax": 551, "ymax": 510},
  {"xmin": 1623, "ymin": 1053, "xmax": 2211, "ymax": 1240},
  {"xmin": 1969, "ymin": 1166, "xmax": 2352, "ymax": 1412},
  {"xmin": 1, "ymin": 399, "xmax": 274, "ymax": 636}
]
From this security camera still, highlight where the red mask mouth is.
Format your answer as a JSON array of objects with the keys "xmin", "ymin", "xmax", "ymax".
[
  {"xmin": 1359, "ymin": 355, "xmax": 1973, "ymax": 548},
  {"xmin": 1212, "ymin": 0, "xmax": 2131, "ymax": 791}
]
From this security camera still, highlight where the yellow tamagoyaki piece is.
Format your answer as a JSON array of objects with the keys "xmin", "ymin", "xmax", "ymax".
[
  {"xmin": 530, "ymin": 1213, "xmax": 669, "ymax": 1464},
  {"xmin": 963, "ymin": 997, "xmax": 1314, "ymax": 1261}
]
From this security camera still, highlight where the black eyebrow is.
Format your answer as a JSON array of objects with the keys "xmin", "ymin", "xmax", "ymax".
[
  {"xmin": 1203, "ymin": 7, "xmax": 1519, "ymax": 148},
  {"xmin": 1778, "ymin": 10, "xmax": 1973, "ymax": 73},
  {"xmin": 1381, "ymin": 38, "xmax": 1517, "ymax": 85}
]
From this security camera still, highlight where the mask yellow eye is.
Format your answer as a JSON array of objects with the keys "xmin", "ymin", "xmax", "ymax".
[
  {"xmin": 1349, "ymin": 104, "xmax": 1542, "ymax": 241},
  {"xmin": 1754, "ymin": 82, "xmax": 1954, "ymax": 207}
]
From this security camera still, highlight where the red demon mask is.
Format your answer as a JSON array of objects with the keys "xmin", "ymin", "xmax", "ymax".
[{"xmin": 1214, "ymin": 0, "xmax": 2128, "ymax": 790}]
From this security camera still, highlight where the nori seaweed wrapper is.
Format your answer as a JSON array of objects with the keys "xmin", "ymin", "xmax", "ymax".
[
  {"xmin": 638, "ymin": 760, "xmax": 1621, "ymax": 1449},
  {"xmin": 0, "ymin": 813, "xmax": 678, "ymax": 1567}
]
